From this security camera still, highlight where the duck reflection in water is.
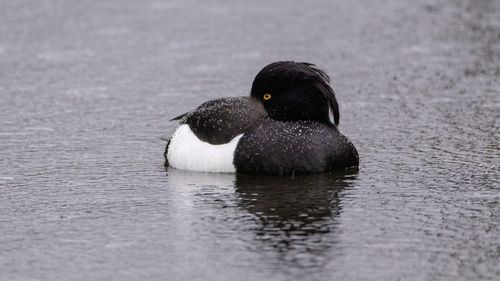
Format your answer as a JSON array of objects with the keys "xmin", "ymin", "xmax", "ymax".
[
  {"xmin": 234, "ymin": 172, "xmax": 357, "ymax": 265},
  {"xmin": 164, "ymin": 167, "xmax": 357, "ymax": 268}
]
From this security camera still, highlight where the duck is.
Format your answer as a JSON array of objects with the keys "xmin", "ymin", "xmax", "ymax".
[{"xmin": 164, "ymin": 61, "xmax": 359, "ymax": 174}]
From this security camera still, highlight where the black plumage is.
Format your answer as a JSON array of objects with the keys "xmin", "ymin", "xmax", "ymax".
[
  {"xmin": 165, "ymin": 61, "xmax": 359, "ymax": 174},
  {"xmin": 250, "ymin": 61, "xmax": 340, "ymax": 125},
  {"xmin": 174, "ymin": 97, "xmax": 266, "ymax": 145},
  {"xmin": 233, "ymin": 119, "xmax": 358, "ymax": 174}
]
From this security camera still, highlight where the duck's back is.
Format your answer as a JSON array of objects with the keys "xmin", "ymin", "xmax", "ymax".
[
  {"xmin": 175, "ymin": 97, "xmax": 267, "ymax": 144},
  {"xmin": 166, "ymin": 97, "xmax": 267, "ymax": 172},
  {"xmin": 233, "ymin": 119, "xmax": 359, "ymax": 174}
]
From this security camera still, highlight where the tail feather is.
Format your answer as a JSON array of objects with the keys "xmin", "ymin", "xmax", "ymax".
[{"xmin": 170, "ymin": 112, "xmax": 189, "ymax": 121}]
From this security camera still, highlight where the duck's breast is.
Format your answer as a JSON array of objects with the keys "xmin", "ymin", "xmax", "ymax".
[{"xmin": 234, "ymin": 120, "xmax": 358, "ymax": 174}]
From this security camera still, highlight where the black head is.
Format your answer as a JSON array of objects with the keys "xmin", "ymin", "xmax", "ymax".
[{"xmin": 250, "ymin": 61, "xmax": 340, "ymax": 125}]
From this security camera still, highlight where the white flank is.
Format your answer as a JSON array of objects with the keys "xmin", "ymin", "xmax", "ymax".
[{"xmin": 167, "ymin": 124, "xmax": 242, "ymax": 173}]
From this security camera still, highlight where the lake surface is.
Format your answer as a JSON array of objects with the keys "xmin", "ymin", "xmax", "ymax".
[{"xmin": 1, "ymin": 0, "xmax": 499, "ymax": 280}]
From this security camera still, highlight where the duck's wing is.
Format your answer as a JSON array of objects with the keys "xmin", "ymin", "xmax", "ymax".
[{"xmin": 171, "ymin": 97, "xmax": 267, "ymax": 145}]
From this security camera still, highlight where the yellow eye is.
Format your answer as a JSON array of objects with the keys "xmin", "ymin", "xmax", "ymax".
[{"xmin": 263, "ymin": 93, "xmax": 272, "ymax": 101}]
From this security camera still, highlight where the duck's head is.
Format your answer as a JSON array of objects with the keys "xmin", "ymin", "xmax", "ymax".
[{"xmin": 250, "ymin": 61, "xmax": 340, "ymax": 125}]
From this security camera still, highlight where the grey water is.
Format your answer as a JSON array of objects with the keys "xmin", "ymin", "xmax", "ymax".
[{"xmin": 1, "ymin": 0, "xmax": 499, "ymax": 280}]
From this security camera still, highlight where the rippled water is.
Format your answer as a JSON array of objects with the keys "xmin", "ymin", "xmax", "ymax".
[{"xmin": 1, "ymin": 0, "xmax": 499, "ymax": 280}]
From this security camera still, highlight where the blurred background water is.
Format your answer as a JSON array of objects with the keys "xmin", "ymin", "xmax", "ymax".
[{"xmin": 0, "ymin": 0, "xmax": 499, "ymax": 280}]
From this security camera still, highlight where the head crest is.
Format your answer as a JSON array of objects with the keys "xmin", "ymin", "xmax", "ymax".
[{"xmin": 252, "ymin": 61, "xmax": 340, "ymax": 125}]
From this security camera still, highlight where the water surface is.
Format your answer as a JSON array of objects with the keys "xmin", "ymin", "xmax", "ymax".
[{"xmin": 1, "ymin": 0, "xmax": 499, "ymax": 280}]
